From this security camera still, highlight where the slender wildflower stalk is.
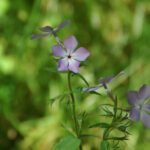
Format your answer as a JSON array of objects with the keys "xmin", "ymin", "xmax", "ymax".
[
  {"xmin": 103, "ymin": 83, "xmax": 115, "ymax": 102},
  {"xmin": 53, "ymin": 32, "xmax": 66, "ymax": 49},
  {"xmin": 67, "ymin": 71, "xmax": 79, "ymax": 135},
  {"xmin": 67, "ymin": 71, "xmax": 82, "ymax": 150},
  {"xmin": 102, "ymin": 84, "xmax": 117, "ymax": 139},
  {"xmin": 52, "ymin": 34, "xmax": 83, "ymax": 150}
]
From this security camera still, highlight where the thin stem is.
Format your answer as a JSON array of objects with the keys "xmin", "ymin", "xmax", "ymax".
[
  {"xmin": 103, "ymin": 84, "xmax": 115, "ymax": 102},
  {"xmin": 68, "ymin": 71, "xmax": 79, "ymax": 135},
  {"xmin": 53, "ymin": 32, "xmax": 66, "ymax": 49},
  {"xmin": 79, "ymin": 145, "xmax": 83, "ymax": 150},
  {"xmin": 102, "ymin": 115, "xmax": 115, "ymax": 141},
  {"xmin": 67, "ymin": 71, "xmax": 82, "ymax": 150},
  {"xmin": 102, "ymin": 84, "xmax": 116, "ymax": 141}
]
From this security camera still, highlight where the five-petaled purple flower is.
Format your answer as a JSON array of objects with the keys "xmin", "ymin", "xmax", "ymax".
[
  {"xmin": 83, "ymin": 71, "xmax": 124, "ymax": 92},
  {"xmin": 127, "ymin": 84, "xmax": 150, "ymax": 128},
  {"xmin": 52, "ymin": 36, "xmax": 90, "ymax": 73}
]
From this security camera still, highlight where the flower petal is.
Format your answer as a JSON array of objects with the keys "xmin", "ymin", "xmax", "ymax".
[
  {"xmin": 138, "ymin": 84, "xmax": 150, "ymax": 102},
  {"xmin": 39, "ymin": 26, "xmax": 53, "ymax": 32},
  {"xmin": 52, "ymin": 45, "xmax": 66, "ymax": 57},
  {"xmin": 57, "ymin": 58, "xmax": 68, "ymax": 71},
  {"xmin": 68, "ymin": 59, "xmax": 80, "ymax": 73},
  {"xmin": 143, "ymin": 101, "xmax": 150, "ymax": 113},
  {"xmin": 83, "ymin": 84, "xmax": 103, "ymax": 92},
  {"xmin": 54, "ymin": 21, "xmax": 72, "ymax": 32},
  {"xmin": 127, "ymin": 91, "xmax": 139, "ymax": 106},
  {"xmin": 110, "ymin": 71, "xmax": 125, "ymax": 83},
  {"xmin": 72, "ymin": 47, "xmax": 90, "ymax": 61},
  {"xmin": 141, "ymin": 111, "xmax": 150, "ymax": 129},
  {"xmin": 64, "ymin": 36, "xmax": 78, "ymax": 53},
  {"xmin": 31, "ymin": 33, "xmax": 49, "ymax": 40},
  {"xmin": 129, "ymin": 107, "xmax": 140, "ymax": 121},
  {"xmin": 99, "ymin": 71, "xmax": 125, "ymax": 84},
  {"xmin": 99, "ymin": 75, "xmax": 114, "ymax": 84}
]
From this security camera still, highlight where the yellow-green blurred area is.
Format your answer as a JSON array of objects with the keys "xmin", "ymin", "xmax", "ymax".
[{"xmin": 0, "ymin": 0, "xmax": 150, "ymax": 149}]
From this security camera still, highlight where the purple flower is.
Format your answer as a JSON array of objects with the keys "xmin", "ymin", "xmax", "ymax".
[
  {"xmin": 31, "ymin": 21, "xmax": 71, "ymax": 40},
  {"xmin": 83, "ymin": 71, "xmax": 124, "ymax": 92},
  {"xmin": 127, "ymin": 84, "xmax": 150, "ymax": 128},
  {"xmin": 52, "ymin": 36, "xmax": 90, "ymax": 73}
]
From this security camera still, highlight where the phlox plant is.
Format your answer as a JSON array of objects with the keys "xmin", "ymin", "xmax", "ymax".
[{"xmin": 31, "ymin": 21, "xmax": 150, "ymax": 150}]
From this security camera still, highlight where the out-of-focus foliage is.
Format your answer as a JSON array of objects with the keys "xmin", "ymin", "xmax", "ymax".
[{"xmin": 0, "ymin": 0, "xmax": 150, "ymax": 150}]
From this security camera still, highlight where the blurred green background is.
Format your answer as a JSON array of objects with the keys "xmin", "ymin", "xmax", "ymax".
[{"xmin": 0, "ymin": 0, "xmax": 150, "ymax": 149}]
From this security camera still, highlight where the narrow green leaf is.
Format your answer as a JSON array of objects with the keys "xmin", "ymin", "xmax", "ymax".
[
  {"xmin": 54, "ymin": 136, "xmax": 81, "ymax": 150},
  {"xmin": 101, "ymin": 107, "xmax": 114, "ymax": 117},
  {"xmin": 73, "ymin": 72, "xmax": 89, "ymax": 87},
  {"xmin": 100, "ymin": 141, "xmax": 110, "ymax": 150},
  {"xmin": 49, "ymin": 94, "xmax": 68, "ymax": 105},
  {"xmin": 59, "ymin": 95, "xmax": 66, "ymax": 103},
  {"xmin": 49, "ymin": 95, "xmax": 62, "ymax": 105},
  {"xmin": 79, "ymin": 111, "xmax": 87, "ymax": 133},
  {"xmin": 107, "ymin": 136, "xmax": 128, "ymax": 141},
  {"xmin": 112, "ymin": 141, "xmax": 120, "ymax": 150},
  {"xmin": 100, "ymin": 104, "xmax": 114, "ymax": 107},
  {"xmin": 89, "ymin": 123, "xmax": 110, "ymax": 128},
  {"xmin": 79, "ymin": 134, "xmax": 99, "ymax": 138},
  {"xmin": 121, "ymin": 113, "xmax": 129, "ymax": 121},
  {"xmin": 60, "ymin": 124, "xmax": 75, "ymax": 136},
  {"xmin": 117, "ymin": 125, "xmax": 130, "ymax": 134},
  {"xmin": 89, "ymin": 91, "xmax": 102, "ymax": 96}
]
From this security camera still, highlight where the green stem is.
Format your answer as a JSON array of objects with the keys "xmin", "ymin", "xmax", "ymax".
[
  {"xmin": 103, "ymin": 83, "xmax": 117, "ymax": 119},
  {"xmin": 79, "ymin": 145, "xmax": 83, "ymax": 150},
  {"xmin": 67, "ymin": 71, "xmax": 82, "ymax": 150},
  {"xmin": 53, "ymin": 32, "xmax": 66, "ymax": 49},
  {"xmin": 103, "ymin": 84, "xmax": 115, "ymax": 102},
  {"xmin": 102, "ymin": 84, "xmax": 117, "ymax": 141}
]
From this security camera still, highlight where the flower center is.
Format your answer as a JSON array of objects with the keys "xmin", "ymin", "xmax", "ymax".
[{"xmin": 68, "ymin": 55, "xmax": 72, "ymax": 59}]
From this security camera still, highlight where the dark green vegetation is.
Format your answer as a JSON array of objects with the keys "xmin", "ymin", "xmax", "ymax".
[{"xmin": 0, "ymin": 0, "xmax": 150, "ymax": 150}]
